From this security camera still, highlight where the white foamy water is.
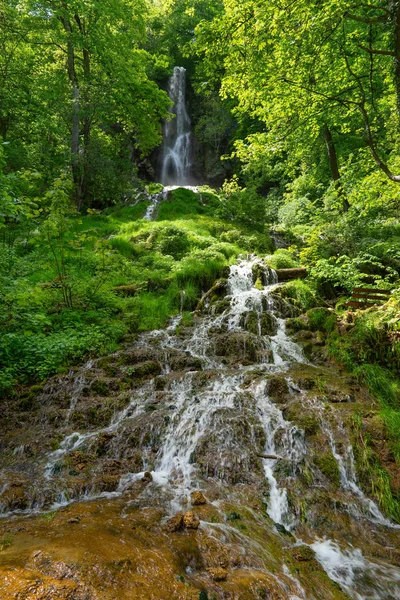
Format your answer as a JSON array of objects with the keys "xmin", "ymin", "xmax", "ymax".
[{"xmin": 312, "ymin": 539, "xmax": 400, "ymax": 600}]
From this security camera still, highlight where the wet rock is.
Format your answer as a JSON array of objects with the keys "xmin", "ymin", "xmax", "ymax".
[
  {"xmin": 252, "ymin": 263, "xmax": 274, "ymax": 286},
  {"xmin": 240, "ymin": 311, "xmax": 278, "ymax": 337},
  {"xmin": 274, "ymin": 523, "xmax": 294, "ymax": 538},
  {"xmin": 269, "ymin": 292, "xmax": 299, "ymax": 318},
  {"xmin": 142, "ymin": 471, "xmax": 153, "ymax": 483},
  {"xmin": 207, "ymin": 567, "xmax": 228, "ymax": 582},
  {"xmin": 193, "ymin": 408, "xmax": 266, "ymax": 485},
  {"xmin": 68, "ymin": 517, "xmax": 81, "ymax": 524},
  {"xmin": 166, "ymin": 350, "xmax": 202, "ymax": 372},
  {"xmin": 165, "ymin": 512, "xmax": 184, "ymax": 533},
  {"xmin": 212, "ymin": 332, "xmax": 266, "ymax": 365},
  {"xmin": 191, "ymin": 491, "xmax": 207, "ymax": 506},
  {"xmin": 284, "ymin": 404, "xmax": 319, "ymax": 436},
  {"xmin": 93, "ymin": 475, "xmax": 120, "ymax": 493},
  {"xmin": 120, "ymin": 348, "xmax": 161, "ymax": 365},
  {"xmin": 0, "ymin": 476, "xmax": 30, "ymax": 511},
  {"xmin": 183, "ymin": 511, "xmax": 200, "ymax": 530}
]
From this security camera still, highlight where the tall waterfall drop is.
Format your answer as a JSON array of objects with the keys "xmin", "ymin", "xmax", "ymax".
[{"xmin": 160, "ymin": 67, "xmax": 192, "ymax": 185}]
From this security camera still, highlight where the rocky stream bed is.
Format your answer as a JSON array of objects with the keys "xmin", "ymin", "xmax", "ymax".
[{"xmin": 0, "ymin": 258, "xmax": 400, "ymax": 599}]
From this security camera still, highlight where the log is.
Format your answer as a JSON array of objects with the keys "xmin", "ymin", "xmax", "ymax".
[
  {"xmin": 257, "ymin": 454, "xmax": 281, "ymax": 460},
  {"xmin": 275, "ymin": 268, "xmax": 308, "ymax": 282}
]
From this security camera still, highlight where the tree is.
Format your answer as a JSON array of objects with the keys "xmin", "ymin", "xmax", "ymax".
[
  {"xmin": 1, "ymin": 0, "xmax": 171, "ymax": 208},
  {"xmin": 195, "ymin": 1, "xmax": 400, "ymax": 198}
]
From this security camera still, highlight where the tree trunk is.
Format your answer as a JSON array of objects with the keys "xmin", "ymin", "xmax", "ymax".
[
  {"xmin": 61, "ymin": 13, "xmax": 82, "ymax": 209},
  {"xmin": 80, "ymin": 47, "xmax": 91, "ymax": 206},
  {"xmin": 391, "ymin": 1, "xmax": 400, "ymax": 121},
  {"xmin": 323, "ymin": 124, "xmax": 349, "ymax": 212}
]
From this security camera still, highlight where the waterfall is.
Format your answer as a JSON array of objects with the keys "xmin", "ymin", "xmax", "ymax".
[{"xmin": 160, "ymin": 67, "xmax": 192, "ymax": 186}]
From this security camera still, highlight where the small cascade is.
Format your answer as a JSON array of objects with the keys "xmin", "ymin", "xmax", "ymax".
[
  {"xmin": 1, "ymin": 256, "xmax": 400, "ymax": 598},
  {"xmin": 160, "ymin": 67, "xmax": 193, "ymax": 186}
]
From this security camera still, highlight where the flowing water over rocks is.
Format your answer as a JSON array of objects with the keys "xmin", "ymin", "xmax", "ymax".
[{"xmin": 1, "ymin": 258, "xmax": 400, "ymax": 599}]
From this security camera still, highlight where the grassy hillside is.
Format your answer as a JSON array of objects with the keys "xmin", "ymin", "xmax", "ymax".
[{"xmin": 0, "ymin": 188, "xmax": 273, "ymax": 395}]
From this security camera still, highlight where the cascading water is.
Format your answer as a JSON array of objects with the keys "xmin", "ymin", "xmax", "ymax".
[
  {"xmin": 160, "ymin": 66, "xmax": 192, "ymax": 186},
  {"xmin": 1, "ymin": 256, "xmax": 400, "ymax": 599}
]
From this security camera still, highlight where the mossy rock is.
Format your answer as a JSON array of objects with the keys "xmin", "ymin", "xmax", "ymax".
[
  {"xmin": 212, "ymin": 298, "xmax": 231, "ymax": 315},
  {"xmin": 286, "ymin": 317, "xmax": 309, "ymax": 333},
  {"xmin": 285, "ymin": 404, "xmax": 320, "ymax": 436},
  {"xmin": 212, "ymin": 332, "xmax": 266, "ymax": 365},
  {"xmin": 18, "ymin": 384, "xmax": 44, "ymax": 411},
  {"xmin": 91, "ymin": 380, "xmax": 110, "ymax": 396},
  {"xmin": 240, "ymin": 311, "xmax": 278, "ymax": 337},
  {"xmin": 316, "ymin": 451, "xmax": 340, "ymax": 487},
  {"xmin": 197, "ymin": 278, "xmax": 228, "ymax": 312},
  {"xmin": 252, "ymin": 263, "xmax": 275, "ymax": 286},
  {"xmin": 291, "ymin": 545, "xmax": 316, "ymax": 562},
  {"xmin": 123, "ymin": 361, "xmax": 162, "ymax": 380},
  {"xmin": 267, "ymin": 377, "xmax": 290, "ymax": 402},
  {"xmin": 121, "ymin": 348, "xmax": 161, "ymax": 366}
]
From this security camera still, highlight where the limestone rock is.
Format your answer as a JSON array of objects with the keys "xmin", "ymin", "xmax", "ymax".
[
  {"xmin": 191, "ymin": 491, "xmax": 207, "ymax": 506},
  {"xmin": 165, "ymin": 512, "xmax": 184, "ymax": 533},
  {"xmin": 183, "ymin": 511, "xmax": 200, "ymax": 530}
]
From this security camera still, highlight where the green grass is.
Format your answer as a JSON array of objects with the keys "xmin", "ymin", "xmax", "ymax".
[{"xmin": 327, "ymin": 310, "xmax": 400, "ymax": 521}]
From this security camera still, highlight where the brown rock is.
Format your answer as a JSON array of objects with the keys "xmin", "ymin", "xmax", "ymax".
[
  {"xmin": 191, "ymin": 491, "xmax": 206, "ymax": 506},
  {"xmin": 207, "ymin": 567, "xmax": 228, "ymax": 582},
  {"xmin": 142, "ymin": 472, "xmax": 153, "ymax": 483},
  {"xmin": 183, "ymin": 511, "xmax": 200, "ymax": 530},
  {"xmin": 165, "ymin": 512, "xmax": 184, "ymax": 533}
]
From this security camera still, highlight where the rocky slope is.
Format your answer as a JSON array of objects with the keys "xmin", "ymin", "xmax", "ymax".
[{"xmin": 0, "ymin": 258, "xmax": 399, "ymax": 600}]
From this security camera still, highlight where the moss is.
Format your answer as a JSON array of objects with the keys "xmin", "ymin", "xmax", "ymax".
[
  {"xmin": 123, "ymin": 361, "xmax": 162, "ymax": 379},
  {"xmin": 255, "ymin": 278, "xmax": 264, "ymax": 291},
  {"xmin": 286, "ymin": 317, "xmax": 308, "ymax": 333},
  {"xmin": 307, "ymin": 308, "xmax": 335, "ymax": 332},
  {"xmin": 316, "ymin": 452, "xmax": 340, "ymax": 487},
  {"xmin": 91, "ymin": 380, "xmax": 110, "ymax": 396}
]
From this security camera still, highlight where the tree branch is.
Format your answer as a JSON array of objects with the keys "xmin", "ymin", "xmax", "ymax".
[
  {"xmin": 344, "ymin": 11, "xmax": 388, "ymax": 24},
  {"xmin": 357, "ymin": 44, "xmax": 395, "ymax": 56}
]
